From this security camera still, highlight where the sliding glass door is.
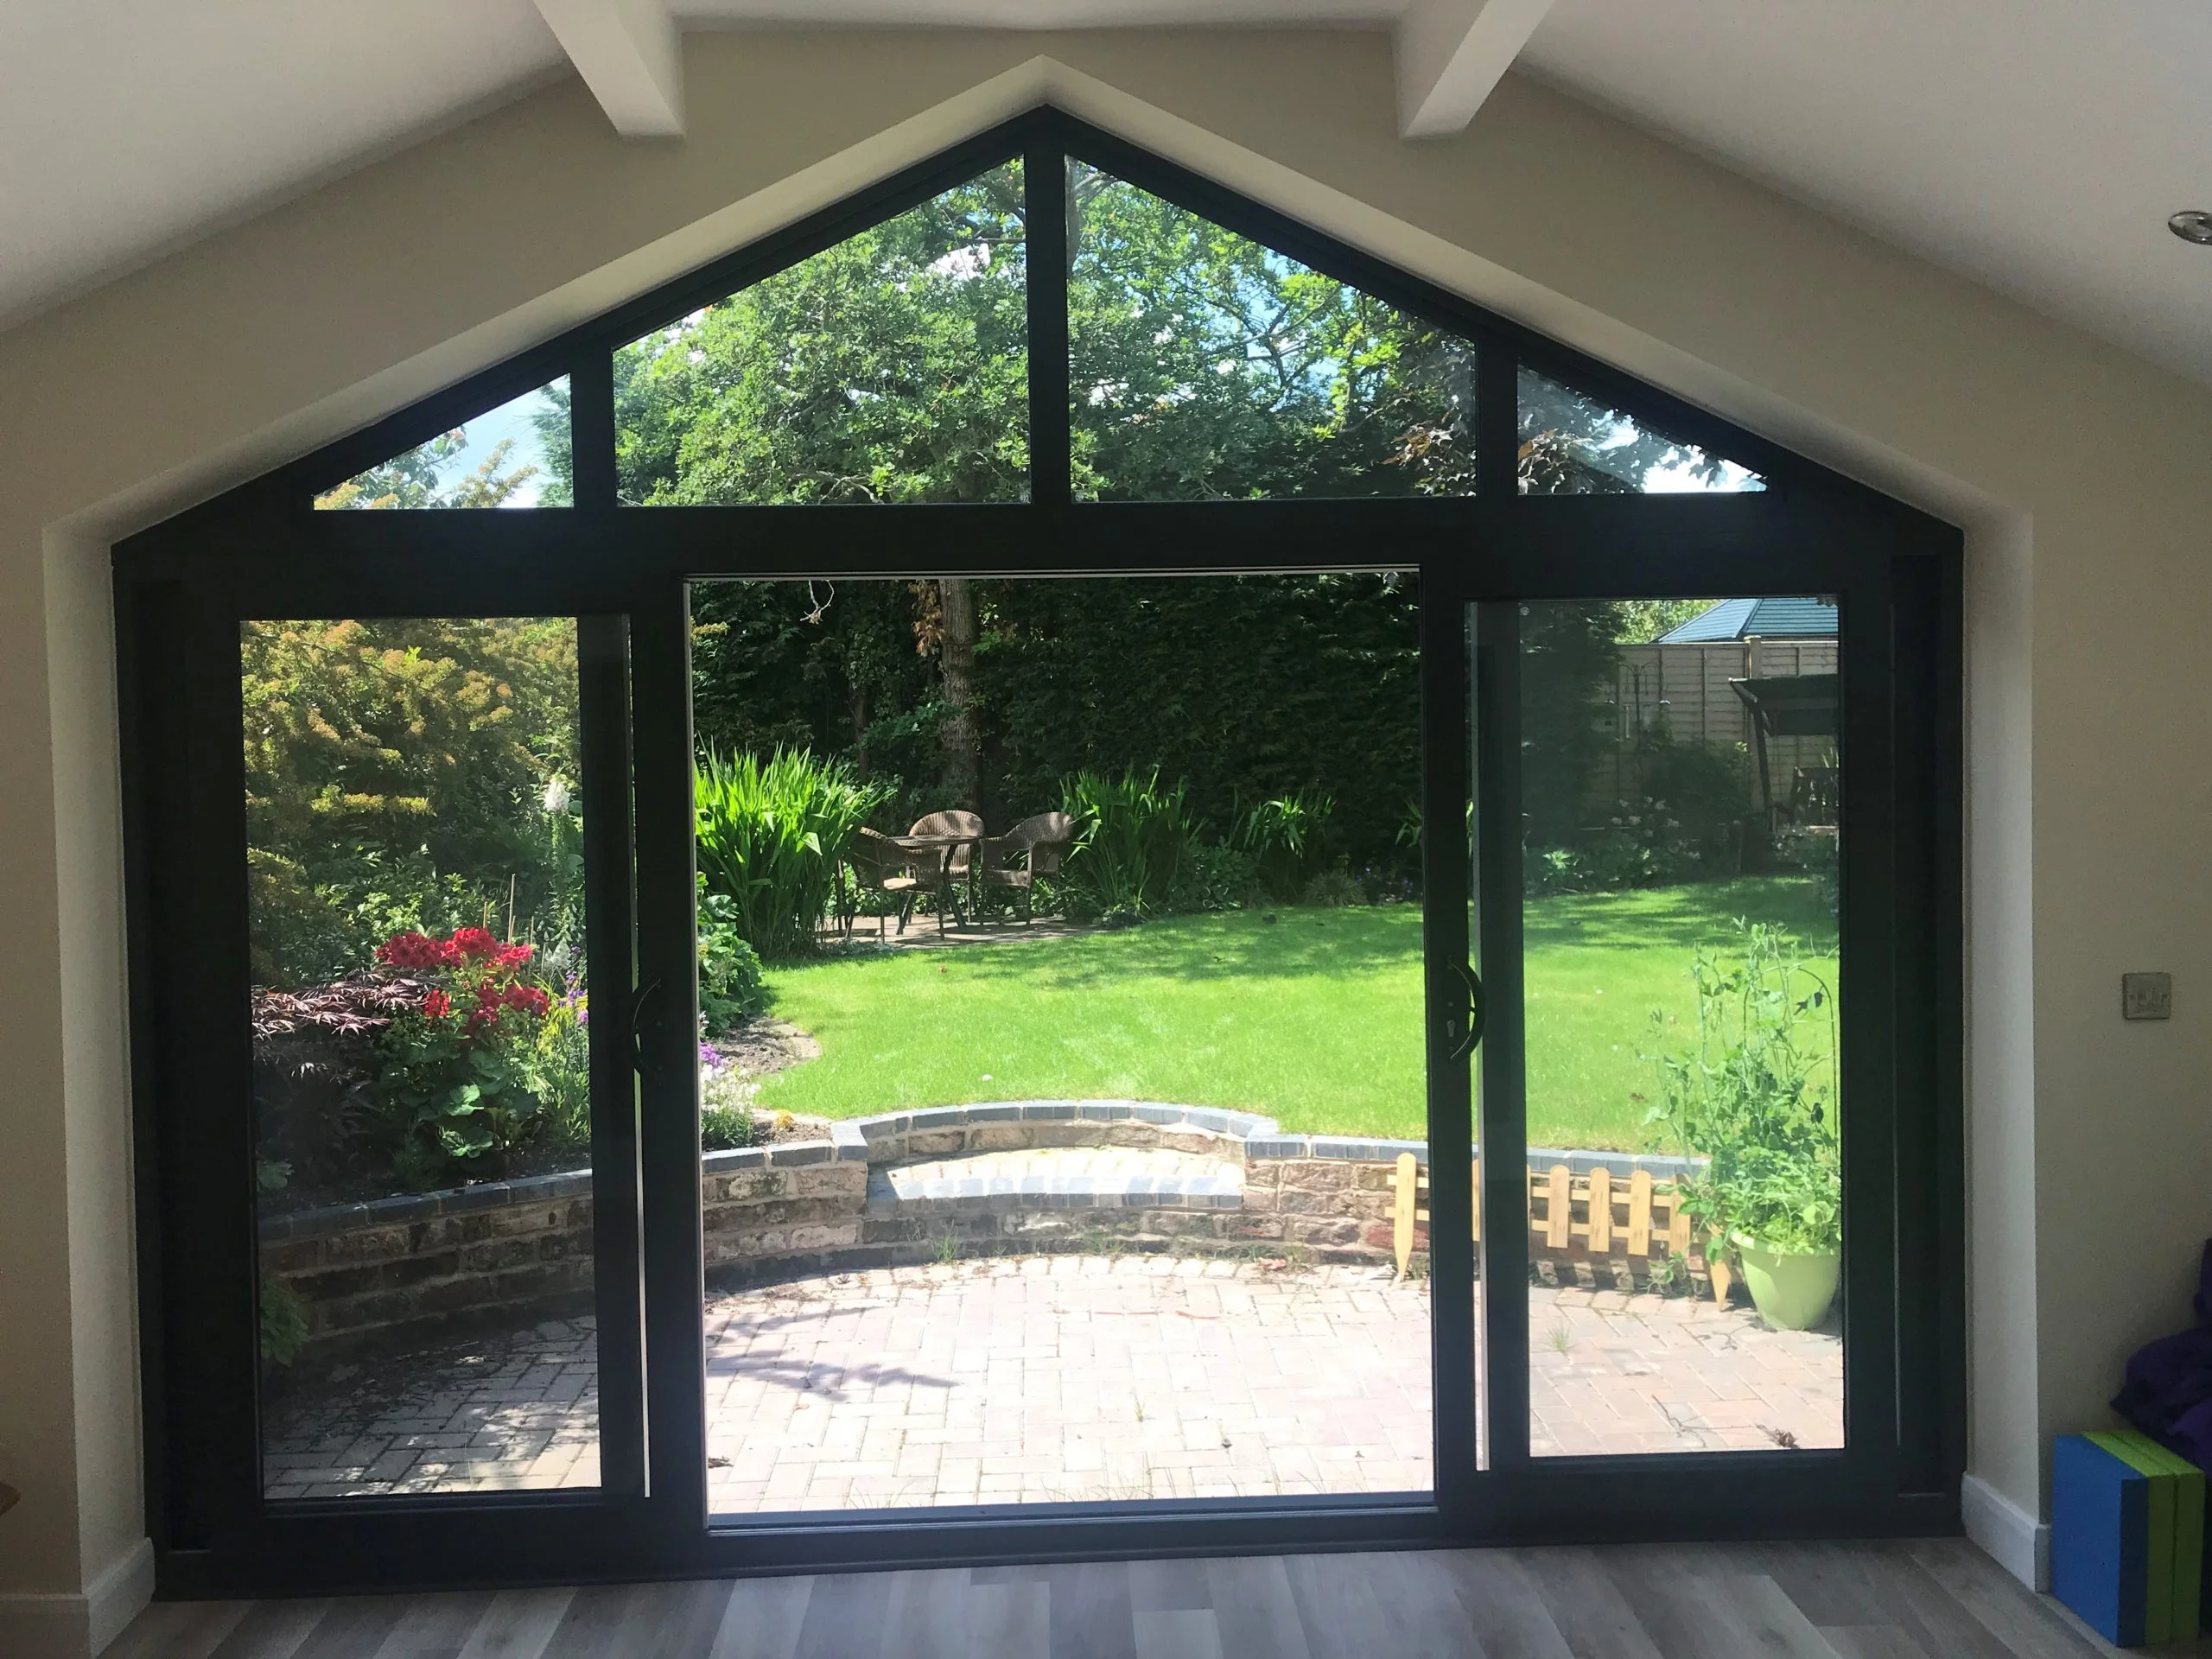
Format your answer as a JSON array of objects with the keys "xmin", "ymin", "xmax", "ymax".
[
  {"xmin": 680, "ymin": 571, "xmax": 1438, "ymax": 1521},
  {"xmin": 1438, "ymin": 513, "xmax": 1947, "ymax": 1520},
  {"xmin": 124, "ymin": 582, "xmax": 651, "ymax": 1585},
  {"xmin": 1475, "ymin": 594, "xmax": 1847, "ymax": 1470}
]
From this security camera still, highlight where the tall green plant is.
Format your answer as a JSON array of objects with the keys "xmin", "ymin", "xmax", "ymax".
[
  {"xmin": 695, "ymin": 748, "xmax": 887, "ymax": 958},
  {"xmin": 1231, "ymin": 788, "xmax": 1335, "ymax": 899},
  {"xmin": 1057, "ymin": 768, "xmax": 1201, "ymax": 918},
  {"xmin": 1643, "ymin": 921, "xmax": 1840, "ymax": 1256}
]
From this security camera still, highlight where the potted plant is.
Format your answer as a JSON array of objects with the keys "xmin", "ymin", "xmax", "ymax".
[{"xmin": 1646, "ymin": 921, "xmax": 1841, "ymax": 1331}]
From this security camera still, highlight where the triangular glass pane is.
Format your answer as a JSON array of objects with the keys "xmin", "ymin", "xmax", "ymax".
[
  {"xmin": 1518, "ymin": 367, "xmax": 1764, "ymax": 494},
  {"xmin": 613, "ymin": 162, "xmax": 1028, "ymax": 505},
  {"xmin": 315, "ymin": 378, "xmax": 571, "ymax": 510},
  {"xmin": 1068, "ymin": 166, "xmax": 1478, "ymax": 500}
]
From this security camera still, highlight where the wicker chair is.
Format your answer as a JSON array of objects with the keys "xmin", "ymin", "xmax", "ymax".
[
  {"xmin": 906, "ymin": 810, "xmax": 984, "ymax": 875},
  {"xmin": 978, "ymin": 811, "xmax": 1076, "ymax": 925},
  {"xmin": 841, "ymin": 826, "xmax": 945, "ymax": 938}
]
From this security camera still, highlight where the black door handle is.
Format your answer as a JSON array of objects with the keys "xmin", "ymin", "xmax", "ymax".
[
  {"xmin": 630, "ymin": 976, "xmax": 665, "ymax": 1078},
  {"xmin": 1448, "ymin": 961, "xmax": 1485, "ymax": 1061}
]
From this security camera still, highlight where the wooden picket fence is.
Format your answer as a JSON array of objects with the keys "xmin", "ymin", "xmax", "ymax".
[{"xmin": 1389, "ymin": 1153, "xmax": 1729, "ymax": 1299}]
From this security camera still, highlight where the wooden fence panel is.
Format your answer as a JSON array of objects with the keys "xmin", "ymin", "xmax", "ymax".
[
  {"xmin": 1586, "ymin": 1166, "xmax": 1613, "ymax": 1253},
  {"xmin": 1627, "ymin": 1168, "xmax": 1653, "ymax": 1257},
  {"xmin": 1603, "ymin": 639, "xmax": 1845, "ymax": 819},
  {"xmin": 1387, "ymin": 1159, "xmax": 1713, "ymax": 1298}
]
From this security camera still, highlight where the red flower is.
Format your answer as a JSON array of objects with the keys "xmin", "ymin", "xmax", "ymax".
[
  {"xmin": 500, "ymin": 983, "xmax": 551, "ymax": 1018},
  {"xmin": 377, "ymin": 931, "xmax": 457, "ymax": 970},
  {"xmin": 421, "ymin": 988, "xmax": 452, "ymax": 1020},
  {"xmin": 496, "ymin": 942, "xmax": 535, "ymax": 969},
  {"xmin": 474, "ymin": 981, "xmax": 504, "ymax": 1015},
  {"xmin": 450, "ymin": 926, "xmax": 501, "ymax": 963}
]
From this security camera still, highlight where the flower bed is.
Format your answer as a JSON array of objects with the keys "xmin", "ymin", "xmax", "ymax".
[{"xmin": 254, "ymin": 925, "xmax": 589, "ymax": 1211}]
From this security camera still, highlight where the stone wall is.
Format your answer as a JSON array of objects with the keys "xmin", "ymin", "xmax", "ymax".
[
  {"xmin": 257, "ymin": 1171, "xmax": 597, "ymax": 1353},
  {"xmin": 260, "ymin": 1101, "xmax": 1701, "ymax": 1355},
  {"xmin": 702, "ymin": 1148, "xmax": 868, "ymax": 1267}
]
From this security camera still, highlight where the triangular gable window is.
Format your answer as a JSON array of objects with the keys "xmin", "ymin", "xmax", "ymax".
[
  {"xmin": 1068, "ymin": 166, "xmax": 1477, "ymax": 500},
  {"xmin": 1517, "ymin": 366, "xmax": 1763, "ymax": 494},
  {"xmin": 613, "ymin": 163, "xmax": 1029, "ymax": 505},
  {"xmin": 289, "ymin": 126, "xmax": 1792, "ymax": 517},
  {"xmin": 315, "ymin": 378, "xmax": 570, "ymax": 510}
]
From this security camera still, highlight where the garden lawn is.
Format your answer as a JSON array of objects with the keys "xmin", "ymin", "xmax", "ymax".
[{"xmin": 753, "ymin": 876, "xmax": 1839, "ymax": 1150}]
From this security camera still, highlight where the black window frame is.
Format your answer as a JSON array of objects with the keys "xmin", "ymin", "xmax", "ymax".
[{"xmin": 118, "ymin": 106, "xmax": 1964, "ymax": 1598}]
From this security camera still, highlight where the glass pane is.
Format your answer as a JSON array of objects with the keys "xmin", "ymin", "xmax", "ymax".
[
  {"xmin": 614, "ymin": 164, "xmax": 1027, "ymax": 505},
  {"xmin": 247, "ymin": 618, "xmax": 599, "ymax": 1498},
  {"xmin": 1518, "ymin": 367, "xmax": 1764, "ymax": 495},
  {"xmin": 315, "ymin": 379, "xmax": 572, "ymax": 510},
  {"xmin": 1070, "ymin": 166, "xmax": 1476, "ymax": 499},
  {"xmin": 1515, "ymin": 598, "xmax": 1840, "ymax": 1457},
  {"xmin": 690, "ymin": 574, "xmax": 1433, "ymax": 1514}
]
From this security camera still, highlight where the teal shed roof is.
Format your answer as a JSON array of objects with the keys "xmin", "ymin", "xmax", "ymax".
[{"xmin": 1654, "ymin": 596, "xmax": 1838, "ymax": 643}]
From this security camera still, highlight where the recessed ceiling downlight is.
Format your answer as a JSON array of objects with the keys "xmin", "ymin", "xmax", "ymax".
[{"xmin": 2170, "ymin": 210, "xmax": 2212, "ymax": 245}]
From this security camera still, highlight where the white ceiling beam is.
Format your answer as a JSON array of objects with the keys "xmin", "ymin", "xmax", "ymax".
[
  {"xmin": 1395, "ymin": 0, "xmax": 1556, "ymax": 139},
  {"xmin": 532, "ymin": 0, "xmax": 685, "ymax": 139}
]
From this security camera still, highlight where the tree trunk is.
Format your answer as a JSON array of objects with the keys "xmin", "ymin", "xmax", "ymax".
[{"xmin": 937, "ymin": 577, "xmax": 980, "ymax": 808}]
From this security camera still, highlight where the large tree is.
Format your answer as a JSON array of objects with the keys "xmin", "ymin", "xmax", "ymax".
[
  {"xmin": 1067, "ymin": 165, "xmax": 1471, "ymax": 501},
  {"xmin": 612, "ymin": 167, "xmax": 1029, "ymax": 507},
  {"xmin": 242, "ymin": 619, "xmax": 580, "ymax": 984}
]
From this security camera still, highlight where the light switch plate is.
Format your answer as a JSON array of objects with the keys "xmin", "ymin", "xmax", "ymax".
[{"xmin": 2123, "ymin": 972, "xmax": 2172, "ymax": 1020}]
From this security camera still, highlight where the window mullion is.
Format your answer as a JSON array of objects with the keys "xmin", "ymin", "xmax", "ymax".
[
  {"xmin": 1025, "ymin": 142, "xmax": 1071, "ymax": 508},
  {"xmin": 573, "ymin": 348, "xmax": 618, "ymax": 511},
  {"xmin": 1477, "ymin": 341, "xmax": 1518, "ymax": 499}
]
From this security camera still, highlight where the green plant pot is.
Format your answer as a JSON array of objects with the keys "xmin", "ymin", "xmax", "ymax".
[{"xmin": 1732, "ymin": 1236, "xmax": 1840, "ymax": 1331}]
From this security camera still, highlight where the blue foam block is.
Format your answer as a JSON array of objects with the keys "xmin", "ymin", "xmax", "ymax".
[{"xmin": 2053, "ymin": 1433, "xmax": 2149, "ymax": 1646}]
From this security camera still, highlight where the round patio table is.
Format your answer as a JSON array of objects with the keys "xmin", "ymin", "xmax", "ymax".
[{"xmin": 887, "ymin": 831, "xmax": 984, "ymax": 926}]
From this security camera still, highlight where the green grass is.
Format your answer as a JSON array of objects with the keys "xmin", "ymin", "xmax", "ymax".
[
  {"xmin": 753, "ymin": 877, "xmax": 1839, "ymax": 1151},
  {"xmin": 1520, "ymin": 878, "xmax": 1838, "ymax": 1150}
]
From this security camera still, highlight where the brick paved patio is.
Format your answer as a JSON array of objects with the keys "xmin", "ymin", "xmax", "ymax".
[
  {"xmin": 260, "ymin": 1258, "xmax": 1840, "ymax": 1503},
  {"xmin": 1526, "ymin": 1280, "xmax": 1841, "ymax": 1458},
  {"xmin": 261, "ymin": 1316, "xmax": 602, "ymax": 1498},
  {"xmin": 703, "ymin": 1256, "xmax": 1432, "ymax": 1510}
]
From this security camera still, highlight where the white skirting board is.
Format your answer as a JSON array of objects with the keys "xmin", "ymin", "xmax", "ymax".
[
  {"xmin": 0, "ymin": 1537, "xmax": 156, "ymax": 1658},
  {"xmin": 1962, "ymin": 1471, "xmax": 2051, "ymax": 1592}
]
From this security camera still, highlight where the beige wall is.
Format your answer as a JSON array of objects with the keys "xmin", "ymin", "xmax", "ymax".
[{"xmin": 3, "ymin": 26, "xmax": 2206, "ymax": 1608}]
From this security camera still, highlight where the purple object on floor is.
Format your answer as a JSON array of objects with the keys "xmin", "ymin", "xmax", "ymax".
[{"xmin": 2112, "ymin": 1239, "xmax": 2212, "ymax": 1471}]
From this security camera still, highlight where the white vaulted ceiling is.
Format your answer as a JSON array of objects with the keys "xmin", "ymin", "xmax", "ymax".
[
  {"xmin": 3, "ymin": 0, "xmax": 2209, "ymax": 387},
  {"xmin": 1518, "ymin": 1, "xmax": 2212, "ymax": 390},
  {"xmin": 0, "ymin": 0, "xmax": 569, "ymax": 333}
]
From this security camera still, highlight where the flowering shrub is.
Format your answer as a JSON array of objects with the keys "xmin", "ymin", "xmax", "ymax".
[
  {"xmin": 370, "ymin": 927, "xmax": 565, "ymax": 1188},
  {"xmin": 251, "ymin": 925, "xmax": 589, "ymax": 1204},
  {"xmin": 377, "ymin": 925, "xmax": 537, "ymax": 976},
  {"xmin": 700, "ymin": 1040, "xmax": 759, "ymax": 1151}
]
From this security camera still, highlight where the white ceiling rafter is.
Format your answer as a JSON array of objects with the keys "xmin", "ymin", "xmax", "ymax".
[
  {"xmin": 532, "ymin": 0, "xmax": 685, "ymax": 137},
  {"xmin": 1394, "ymin": 0, "xmax": 1556, "ymax": 138}
]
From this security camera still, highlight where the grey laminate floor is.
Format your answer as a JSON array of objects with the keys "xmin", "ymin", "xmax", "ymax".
[{"xmin": 106, "ymin": 1537, "xmax": 2153, "ymax": 1658}]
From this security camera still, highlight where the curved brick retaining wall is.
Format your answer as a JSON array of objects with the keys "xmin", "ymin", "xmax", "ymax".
[{"xmin": 260, "ymin": 1101, "xmax": 1703, "ymax": 1357}]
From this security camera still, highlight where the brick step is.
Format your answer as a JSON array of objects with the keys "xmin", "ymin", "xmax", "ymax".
[{"xmin": 867, "ymin": 1146, "xmax": 1245, "ymax": 1217}]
